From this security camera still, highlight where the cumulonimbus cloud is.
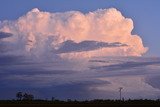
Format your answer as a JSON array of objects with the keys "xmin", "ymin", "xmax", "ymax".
[{"xmin": 0, "ymin": 8, "xmax": 148, "ymax": 58}]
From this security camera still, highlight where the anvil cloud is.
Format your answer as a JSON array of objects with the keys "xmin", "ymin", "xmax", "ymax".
[{"xmin": 0, "ymin": 8, "xmax": 147, "ymax": 58}]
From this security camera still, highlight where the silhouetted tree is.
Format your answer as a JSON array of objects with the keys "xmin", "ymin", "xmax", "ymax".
[
  {"xmin": 16, "ymin": 92, "xmax": 23, "ymax": 100},
  {"xmin": 67, "ymin": 99, "xmax": 71, "ymax": 102},
  {"xmin": 23, "ymin": 93, "xmax": 34, "ymax": 100},
  {"xmin": 52, "ymin": 97, "xmax": 55, "ymax": 101}
]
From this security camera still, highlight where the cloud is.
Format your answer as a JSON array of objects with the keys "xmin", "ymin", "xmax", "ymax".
[
  {"xmin": 0, "ymin": 8, "xmax": 147, "ymax": 59},
  {"xmin": 0, "ymin": 8, "xmax": 158, "ymax": 100},
  {"xmin": 0, "ymin": 32, "xmax": 12, "ymax": 39},
  {"xmin": 90, "ymin": 57, "xmax": 160, "ymax": 72},
  {"xmin": 55, "ymin": 40, "xmax": 127, "ymax": 54},
  {"xmin": 145, "ymin": 75, "xmax": 160, "ymax": 89},
  {"xmin": 0, "ymin": 56, "xmax": 160, "ymax": 99}
]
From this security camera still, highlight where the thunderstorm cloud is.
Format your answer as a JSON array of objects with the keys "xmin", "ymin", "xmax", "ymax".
[
  {"xmin": 0, "ymin": 8, "xmax": 148, "ymax": 59},
  {"xmin": 1, "ymin": 8, "xmax": 158, "ymax": 100}
]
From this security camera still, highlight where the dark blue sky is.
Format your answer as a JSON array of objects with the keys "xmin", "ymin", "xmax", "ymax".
[{"xmin": 0, "ymin": 0, "xmax": 160, "ymax": 56}]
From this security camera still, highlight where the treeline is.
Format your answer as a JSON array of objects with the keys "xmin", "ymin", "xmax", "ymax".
[
  {"xmin": 1, "ymin": 99, "xmax": 160, "ymax": 104},
  {"xmin": 0, "ymin": 92, "xmax": 160, "ymax": 105}
]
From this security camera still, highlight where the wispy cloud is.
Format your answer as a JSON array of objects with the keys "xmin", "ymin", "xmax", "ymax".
[{"xmin": 90, "ymin": 58, "xmax": 160, "ymax": 72}]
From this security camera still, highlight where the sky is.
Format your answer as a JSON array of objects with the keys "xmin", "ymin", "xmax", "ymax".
[
  {"xmin": 0, "ymin": 0, "xmax": 160, "ymax": 100},
  {"xmin": 0, "ymin": 0, "xmax": 159, "ymax": 56}
]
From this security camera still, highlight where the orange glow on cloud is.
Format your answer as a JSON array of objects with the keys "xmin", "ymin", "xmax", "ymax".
[{"xmin": 0, "ymin": 8, "xmax": 148, "ymax": 58}]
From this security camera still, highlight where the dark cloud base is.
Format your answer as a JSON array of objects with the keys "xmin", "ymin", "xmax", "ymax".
[{"xmin": 0, "ymin": 56, "xmax": 160, "ymax": 100}]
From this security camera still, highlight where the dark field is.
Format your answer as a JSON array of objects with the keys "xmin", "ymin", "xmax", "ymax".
[{"xmin": 1, "ymin": 100, "xmax": 160, "ymax": 107}]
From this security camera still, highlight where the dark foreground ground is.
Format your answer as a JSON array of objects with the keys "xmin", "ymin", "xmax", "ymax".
[{"xmin": 1, "ymin": 100, "xmax": 160, "ymax": 107}]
